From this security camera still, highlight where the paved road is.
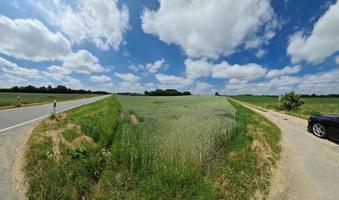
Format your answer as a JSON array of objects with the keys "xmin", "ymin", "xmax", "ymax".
[
  {"xmin": 0, "ymin": 95, "xmax": 110, "ymax": 200},
  {"xmin": 0, "ymin": 95, "xmax": 110, "ymax": 133},
  {"xmin": 239, "ymin": 102, "xmax": 339, "ymax": 200}
]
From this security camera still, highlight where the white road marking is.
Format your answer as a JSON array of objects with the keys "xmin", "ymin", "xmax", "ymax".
[{"xmin": 0, "ymin": 104, "xmax": 80, "ymax": 134}]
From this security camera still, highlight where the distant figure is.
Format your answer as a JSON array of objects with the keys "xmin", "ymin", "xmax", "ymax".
[{"xmin": 17, "ymin": 96, "xmax": 21, "ymax": 107}]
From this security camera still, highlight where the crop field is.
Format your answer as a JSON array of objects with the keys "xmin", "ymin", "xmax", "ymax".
[
  {"xmin": 232, "ymin": 96, "xmax": 339, "ymax": 119},
  {"xmin": 0, "ymin": 92, "xmax": 98, "ymax": 109},
  {"xmin": 25, "ymin": 96, "xmax": 280, "ymax": 199}
]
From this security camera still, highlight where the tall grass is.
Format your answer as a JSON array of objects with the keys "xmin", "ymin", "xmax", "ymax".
[{"xmin": 116, "ymin": 96, "xmax": 236, "ymax": 165}]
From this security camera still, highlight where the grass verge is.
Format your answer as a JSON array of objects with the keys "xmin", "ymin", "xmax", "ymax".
[
  {"xmin": 231, "ymin": 96, "xmax": 339, "ymax": 119},
  {"xmin": 225, "ymin": 99, "xmax": 281, "ymax": 199}
]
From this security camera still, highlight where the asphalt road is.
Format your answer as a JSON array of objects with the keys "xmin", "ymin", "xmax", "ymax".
[
  {"xmin": 0, "ymin": 95, "xmax": 110, "ymax": 133},
  {"xmin": 239, "ymin": 102, "xmax": 339, "ymax": 200},
  {"xmin": 0, "ymin": 95, "xmax": 110, "ymax": 200}
]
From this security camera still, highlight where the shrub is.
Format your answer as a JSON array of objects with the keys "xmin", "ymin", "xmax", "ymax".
[{"xmin": 279, "ymin": 92, "xmax": 304, "ymax": 110}]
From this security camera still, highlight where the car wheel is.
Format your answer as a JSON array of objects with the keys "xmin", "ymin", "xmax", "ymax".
[{"xmin": 312, "ymin": 123, "xmax": 327, "ymax": 138}]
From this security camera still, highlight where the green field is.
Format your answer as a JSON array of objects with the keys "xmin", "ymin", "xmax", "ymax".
[
  {"xmin": 0, "ymin": 92, "xmax": 98, "ymax": 109},
  {"xmin": 231, "ymin": 96, "xmax": 339, "ymax": 119},
  {"xmin": 25, "ymin": 96, "xmax": 280, "ymax": 199}
]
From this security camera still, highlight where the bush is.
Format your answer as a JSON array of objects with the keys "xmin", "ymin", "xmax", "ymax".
[{"xmin": 279, "ymin": 92, "xmax": 304, "ymax": 110}]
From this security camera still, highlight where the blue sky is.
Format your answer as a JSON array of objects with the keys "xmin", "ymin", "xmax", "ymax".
[{"xmin": 0, "ymin": 0, "xmax": 338, "ymax": 94}]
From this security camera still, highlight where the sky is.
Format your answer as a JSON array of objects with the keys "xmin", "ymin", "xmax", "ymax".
[{"xmin": 0, "ymin": 0, "xmax": 339, "ymax": 95}]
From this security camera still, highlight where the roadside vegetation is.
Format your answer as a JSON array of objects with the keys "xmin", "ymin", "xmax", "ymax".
[
  {"xmin": 232, "ymin": 95, "xmax": 339, "ymax": 119},
  {"xmin": 0, "ymin": 92, "xmax": 98, "ymax": 109},
  {"xmin": 25, "ymin": 95, "xmax": 280, "ymax": 199}
]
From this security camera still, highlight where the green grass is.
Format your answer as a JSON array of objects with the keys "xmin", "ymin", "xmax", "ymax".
[
  {"xmin": 25, "ymin": 95, "xmax": 280, "ymax": 199},
  {"xmin": 0, "ymin": 92, "xmax": 98, "ymax": 109},
  {"xmin": 232, "ymin": 96, "xmax": 339, "ymax": 119}
]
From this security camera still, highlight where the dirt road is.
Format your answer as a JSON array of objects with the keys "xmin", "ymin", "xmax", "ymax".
[{"xmin": 240, "ymin": 103, "xmax": 339, "ymax": 200}]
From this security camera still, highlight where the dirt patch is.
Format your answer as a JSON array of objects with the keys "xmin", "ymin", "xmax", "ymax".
[
  {"xmin": 12, "ymin": 125, "xmax": 39, "ymax": 200},
  {"xmin": 251, "ymin": 140, "xmax": 271, "ymax": 162},
  {"xmin": 65, "ymin": 123, "xmax": 80, "ymax": 130},
  {"xmin": 56, "ymin": 113, "xmax": 68, "ymax": 121},
  {"xmin": 130, "ymin": 114, "xmax": 138, "ymax": 125},
  {"xmin": 72, "ymin": 135, "xmax": 95, "ymax": 148},
  {"xmin": 47, "ymin": 130, "xmax": 62, "ymax": 162}
]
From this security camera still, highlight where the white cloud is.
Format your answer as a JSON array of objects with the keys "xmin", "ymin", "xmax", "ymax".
[
  {"xmin": 114, "ymin": 72, "xmax": 140, "ymax": 82},
  {"xmin": 61, "ymin": 76, "xmax": 82, "ymax": 89},
  {"xmin": 0, "ymin": 15, "xmax": 71, "ymax": 61},
  {"xmin": 185, "ymin": 59, "xmax": 268, "ymax": 81},
  {"xmin": 255, "ymin": 49, "xmax": 267, "ymax": 58},
  {"xmin": 287, "ymin": 1, "xmax": 339, "ymax": 64},
  {"xmin": 0, "ymin": 73, "xmax": 29, "ymax": 88},
  {"xmin": 142, "ymin": 0, "xmax": 277, "ymax": 58},
  {"xmin": 128, "ymin": 64, "xmax": 144, "ymax": 73},
  {"xmin": 155, "ymin": 73, "xmax": 193, "ymax": 87},
  {"xmin": 0, "ymin": 56, "xmax": 85, "ymax": 89},
  {"xmin": 146, "ymin": 59, "xmax": 166, "ymax": 73},
  {"xmin": 224, "ymin": 69, "xmax": 339, "ymax": 95},
  {"xmin": 193, "ymin": 81, "xmax": 215, "ymax": 94},
  {"xmin": 0, "ymin": 56, "xmax": 39, "ymax": 78},
  {"xmin": 48, "ymin": 65, "xmax": 71, "ymax": 75},
  {"xmin": 212, "ymin": 62, "xmax": 267, "ymax": 80},
  {"xmin": 185, "ymin": 58, "xmax": 212, "ymax": 79},
  {"xmin": 89, "ymin": 75, "xmax": 112, "ymax": 83},
  {"xmin": 266, "ymin": 65, "xmax": 301, "ymax": 79},
  {"xmin": 63, "ymin": 50, "xmax": 104, "ymax": 74},
  {"xmin": 37, "ymin": 0, "xmax": 129, "ymax": 50}
]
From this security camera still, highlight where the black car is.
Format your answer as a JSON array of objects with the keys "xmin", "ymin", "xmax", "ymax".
[{"xmin": 308, "ymin": 114, "xmax": 339, "ymax": 140}]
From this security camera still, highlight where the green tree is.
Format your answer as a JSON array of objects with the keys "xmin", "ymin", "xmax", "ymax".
[{"xmin": 279, "ymin": 92, "xmax": 304, "ymax": 110}]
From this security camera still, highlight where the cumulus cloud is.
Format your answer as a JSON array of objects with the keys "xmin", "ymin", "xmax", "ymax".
[
  {"xmin": 48, "ymin": 65, "xmax": 71, "ymax": 75},
  {"xmin": 89, "ymin": 75, "xmax": 112, "ymax": 83},
  {"xmin": 155, "ymin": 73, "xmax": 193, "ymax": 88},
  {"xmin": 224, "ymin": 69, "xmax": 339, "ymax": 95},
  {"xmin": 0, "ymin": 56, "xmax": 39, "ymax": 78},
  {"xmin": 287, "ymin": 1, "xmax": 339, "ymax": 64},
  {"xmin": 146, "ymin": 59, "xmax": 166, "ymax": 74},
  {"xmin": 142, "ymin": 0, "xmax": 278, "ymax": 58},
  {"xmin": 185, "ymin": 58, "xmax": 212, "ymax": 79},
  {"xmin": 61, "ymin": 76, "xmax": 82, "ymax": 89},
  {"xmin": 0, "ymin": 15, "xmax": 71, "ymax": 61},
  {"xmin": 0, "ymin": 56, "xmax": 84, "ymax": 89},
  {"xmin": 114, "ymin": 72, "xmax": 140, "ymax": 82},
  {"xmin": 185, "ymin": 58, "xmax": 268, "ymax": 81},
  {"xmin": 63, "ymin": 50, "xmax": 104, "ymax": 74},
  {"xmin": 266, "ymin": 65, "xmax": 301, "ymax": 79},
  {"xmin": 193, "ymin": 81, "xmax": 215, "ymax": 94},
  {"xmin": 37, "ymin": 0, "xmax": 129, "ymax": 50},
  {"xmin": 211, "ymin": 62, "xmax": 267, "ymax": 80}
]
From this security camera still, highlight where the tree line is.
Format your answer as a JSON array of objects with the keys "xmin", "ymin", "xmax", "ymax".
[
  {"xmin": 144, "ymin": 89, "xmax": 191, "ymax": 96},
  {"xmin": 0, "ymin": 85, "xmax": 109, "ymax": 94},
  {"xmin": 117, "ymin": 89, "xmax": 191, "ymax": 96}
]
